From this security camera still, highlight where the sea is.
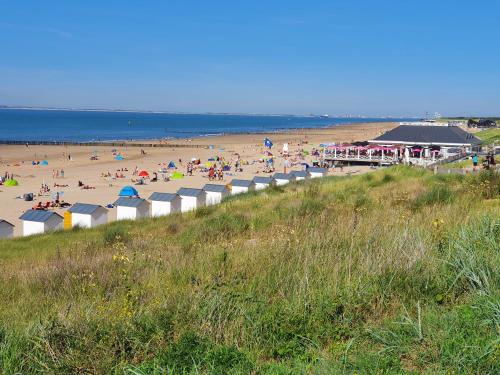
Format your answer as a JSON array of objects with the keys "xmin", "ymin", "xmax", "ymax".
[{"xmin": 0, "ymin": 108, "xmax": 411, "ymax": 142}]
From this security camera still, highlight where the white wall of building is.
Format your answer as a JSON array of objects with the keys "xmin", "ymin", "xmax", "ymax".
[
  {"xmin": 180, "ymin": 196, "xmax": 205, "ymax": 212},
  {"xmin": 0, "ymin": 223, "xmax": 14, "ymax": 238},
  {"xmin": 254, "ymin": 183, "xmax": 269, "ymax": 191},
  {"xmin": 309, "ymin": 172, "xmax": 325, "ymax": 179},
  {"xmin": 72, "ymin": 210, "xmax": 107, "ymax": 228},
  {"xmin": 23, "ymin": 216, "xmax": 62, "ymax": 236},
  {"xmin": 206, "ymin": 191, "xmax": 227, "ymax": 206},
  {"xmin": 231, "ymin": 186, "xmax": 250, "ymax": 195},
  {"xmin": 151, "ymin": 200, "xmax": 180, "ymax": 217},
  {"xmin": 274, "ymin": 179, "xmax": 290, "ymax": 186}
]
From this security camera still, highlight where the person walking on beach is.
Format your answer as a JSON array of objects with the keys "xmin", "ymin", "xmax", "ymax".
[{"xmin": 472, "ymin": 153, "xmax": 479, "ymax": 170}]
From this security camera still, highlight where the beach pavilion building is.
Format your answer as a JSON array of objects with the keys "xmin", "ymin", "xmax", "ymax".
[
  {"xmin": 272, "ymin": 173, "xmax": 296, "ymax": 186},
  {"xmin": 368, "ymin": 125, "xmax": 482, "ymax": 165},
  {"xmin": 68, "ymin": 203, "xmax": 108, "ymax": 228},
  {"xmin": 230, "ymin": 179, "xmax": 255, "ymax": 195},
  {"xmin": 149, "ymin": 192, "xmax": 181, "ymax": 217},
  {"xmin": 0, "ymin": 219, "xmax": 14, "ymax": 239},
  {"xmin": 253, "ymin": 176, "xmax": 274, "ymax": 190},
  {"xmin": 19, "ymin": 210, "xmax": 63, "ymax": 236},
  {"xmin": 291, "ymin": 170, "xmax": 309, "ymax": 181},
  {"xmin": 177, "ymin": 188, "xmax": 206, "ymax": 212},
  {"xmin": 307, "ymin": 167, "xmax": 328, "ymax": 178},
  {"xmin": 203, "ymin": 184, "xmax": 229, "ymax": 206},
  {"xmin": 114, "ymin": 197, "xmax": 150, "ymax": 221}
]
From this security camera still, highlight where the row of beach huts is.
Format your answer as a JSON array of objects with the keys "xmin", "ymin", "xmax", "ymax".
[{"xmin": 0, "ymin": 168, "xmax": 328, "ymax": 238}]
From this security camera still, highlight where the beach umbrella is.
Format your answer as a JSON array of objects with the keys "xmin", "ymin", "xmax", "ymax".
[
  {"xmin": 167, "ymin": 161, "xmax": 176, "ymax": 168},
  {"xmin": 40, "ymin": 160, "xmax": 49, "ymax": 166},
  {"xmin": 4, "ymin": 179, "xmax": 18, "ymax": 186},
  {"xmin": 264, "ymin": 138, "xmax": 273, "ymax": 149},
  {"xmin": 119, "ymin": 186, "xmax": 138, "ymax": 197},
  {"xmin": 138, "ymin": 170, "xmax": 149, "ymax": 177},
  {"xmin": 115, "ymin": 155, "xmax": 124, "ymax": 161}
]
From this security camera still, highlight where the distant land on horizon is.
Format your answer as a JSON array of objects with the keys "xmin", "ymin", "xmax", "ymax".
[{"xmin": 0, "ymin": 105, "xmax": 417, "ymax": 119}]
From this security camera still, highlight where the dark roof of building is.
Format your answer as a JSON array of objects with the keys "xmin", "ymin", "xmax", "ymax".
[
  {"xmin": 307, "ymin": 167, "xmax": 327, "ymax": 173},
  {"xmin": 68, "ymin": 203, "xmax": 105, "ymax": 215},
  {"xmin": 291, "ymin": 170, "xmax": 308, "ymax": 177},
  {"xmin": 19, "ymin": 210, "xmax": 63, "ymax": 222},
  {"xmin": 371, "ymin": 125, "xmax": 481, "ymax": 145},
  {"xmin": 177, "ymin": 188, "xmax": 205, "ymax": 197},
  {"xmin": 203, "ymin": 184, "xmax": 228, "ymax": 193},
  {"xmin": 273, "ymin": 173, "xmax": 295, "ymax": 180},
  {"xmin": 114, "ymin": 197, "xmax": 148, "ymax": 208},
  {"xmin": 231, "ymin": 179, "xmax": 254, "ymax": 187},
  {"xmin": 253, "ymin": 176, "xmax": 273, "ymax": 184},
  {"xmin": 0, "ymin": 219, "xmax": 14, "ymax": 227},
  {"xmin": 149, "ymin": 192, "xmax": 179, "ymax": 202}
]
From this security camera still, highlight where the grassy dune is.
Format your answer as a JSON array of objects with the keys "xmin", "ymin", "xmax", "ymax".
[
  {"xmin": 0, "ymin": 167, "xmax": 499, "ymax": 374},
  {"xmin": 477, "ymin": 128, "xmax": 500, "ymax": 145}
]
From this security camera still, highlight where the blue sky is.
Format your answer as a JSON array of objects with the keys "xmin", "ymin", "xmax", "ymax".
[{"xmin": 1, "ymin": 0, "xmax": 499, "ymax": 116}]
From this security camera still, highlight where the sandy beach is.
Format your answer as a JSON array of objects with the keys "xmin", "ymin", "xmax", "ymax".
[{"xmin": 0, "ymin": 122, "xmax": 397, "ymax": 236}]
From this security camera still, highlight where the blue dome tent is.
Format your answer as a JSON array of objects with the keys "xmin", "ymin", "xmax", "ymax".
[
  {"xmin": 119, "ymin": 186, "xmax": 138, "ymax": 197},
  {"xmin": 41, "ymin": 160, "xmax": 49, "ymax": 166},
  {"xmin": 167, "ymin": 161, "xmax": 176, "ymax": 168}
]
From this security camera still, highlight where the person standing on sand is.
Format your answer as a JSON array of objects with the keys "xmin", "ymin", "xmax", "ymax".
[{"xmin": 283, "ymin": 157, "xmax": 290, "ymax": 173}]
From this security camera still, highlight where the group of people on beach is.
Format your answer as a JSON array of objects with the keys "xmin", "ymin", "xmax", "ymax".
[{"xmin": 52, "ymin": 169, "xmax": 65, "ymax": 178}]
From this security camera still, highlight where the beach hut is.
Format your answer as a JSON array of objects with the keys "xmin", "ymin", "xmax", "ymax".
[
  {"xmin": 68, "ymin": 203, "xmax": 108, "ymax": 228},
  {"xmin": 19, "ymin": 210, "xmax": 63, "ymax": 236},
  {"xmin": 0, "ymin": 220, "xmax": 14, "ymax": 239},
  {"xmin": 203, "ymin": 184, "xmax": 229, "ymax": 205},
  {"xmin": 292, "ymin": 170, "xmax": 309, "ymax": 181},
  {"xmin": 272, "ymin": 173, "xmax": 296, "ymax": 186},
  {"xmin": 177, "ymin": 188, "xmax": 206, "ymax": 212},
  {"xmin": 253, "ymin": 176, "xmax": 274, "ymax": 190},
  {"xmin": 149, "ymin": 192, "xmax": 181, "ymax": 217},
  {"xmin": 114, "ymin": 197, "xmax": 150, "ymax": 221},
  {"xmin": 307, "ymin": 167, "xmax": 328, "ymax": 178},
  {"xmin": 119, "ymin": 185, "xmax": 139, "ymax": 197},
  {"xmin": 230, "ymin": 179, "xmax": 255, "ymax": 195}
]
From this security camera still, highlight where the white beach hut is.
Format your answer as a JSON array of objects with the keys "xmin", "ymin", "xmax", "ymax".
[
  {"xmin": 0, "ymin": 219, "xmax": 14, "ymax": 239},
  {"xmin": 272, "ymin": 173, "xmax": 296, "ymax": 186},
  {"xmin": 203, "ymin": 184, "xmax": 229, "ymax": 206},
  {"xmin": 291, "ymin": 170, "xmax": 309, "ymax": 181},
  {"xmin": 230, "ymin": 179, "xmax": 256, "ymax": 195},
  {"xmin": 68, "ymin": 203, "xmax": 108, "ymax": 228},
  {"xmin": 253, "ymin": 176, "xmax": 275, "ymax": 190},
  {"xmin": 114, "ymin": 197, "xmax": 150, "ymax": 221},
  {"xmin": 149, "ymin": 192, "xmax": 181, "ymax": 217},
  {"xmin": 177, "ymin": 188, "xmax": 206, "ymax": 212},
  {"xmin": 307, "ymin": 167, "xmax": 328, "ymax": 178},
  {"xmin": 19, "ymin": 210, "xmax": 63, "ymax": 236}
]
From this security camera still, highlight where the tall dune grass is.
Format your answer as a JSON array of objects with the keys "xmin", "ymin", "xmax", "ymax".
[{"xmin": 0, "ymin": 166, "xmax": 498, "ymax": 373}]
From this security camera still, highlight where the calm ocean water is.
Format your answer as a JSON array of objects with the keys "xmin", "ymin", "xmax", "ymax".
[{"xmin": 0, "ymin": 109, "xmax": 409, "ymax": 142}]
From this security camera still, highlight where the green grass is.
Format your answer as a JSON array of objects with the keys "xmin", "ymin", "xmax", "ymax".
[
  {"xmin": 0, "ymin": 166, "xmax": 498, "ymax": 374},
  {"xmin": 476, "ymin": 128, "xmax": 500, "ymax": 145}
]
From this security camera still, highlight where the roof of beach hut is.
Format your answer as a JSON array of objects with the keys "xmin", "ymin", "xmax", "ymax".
[
  {"xmin": 307, "ymin": 167, "xmax": 327, "ymax": 173},
  {"xmin": 149, "ymin": 192, "xmax": 179, "ymax": 202},
  {"xmin": 253, "ymin": 176, "xmax": 273, "ymax": 184},
  {"xmin": 19, "ymin": 210, "xmax": 62, "ymax": 222},
  {"xmin": 230, "ymin": 179, "xmax": 254, "ymax": 187},
  {"xmin": 114, "ymin": 197, "xmax": 148, "ymax": 207},
  {"xmin": 177, "ymin": 188, "xmax": 205, "ymax": 197},
  {"xmin": 273, "ymin": 173, "xmax": 294, "ymax": 180},
  {"xmin": 0, "ymin": 219, "xmax": 14, "ymax": 227},
  {"xmin": 68, "ymin": 203, "xmax": 106, "ymax": 215},
  {"xmin": 203, "ymin": 184, "xmax": 228, "ymax": 193}
]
